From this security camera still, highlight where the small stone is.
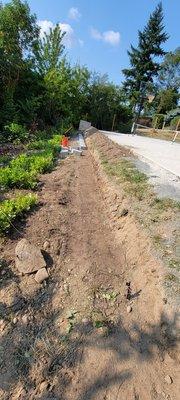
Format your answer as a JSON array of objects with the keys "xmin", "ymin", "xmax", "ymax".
[
  {"xmin": 64, "ymin": 283, "xmax": 69, "ymax": 294},
  {"xmin": 43, "ymin": 241, "xmax": 50, "ymax": 251},
  {"xmin": 39, "ymin": 381, "xmax": 49, "ymax": 392},
  {"xmin": 35, "ymin": 268, "xmax": 48, "ymax": 284},
  {"xmin": 164, "ymin": 375, "xmax": 173, "ymax": 384},
  {"xmin": 13, "ymin": 317, "xmax": 18, "ymax": 324},
  {"xmin": 0, "ymin": 319, "xmax": 5, "ymax": 331},
  {"xmin": 82, "ymin": 318, "xmax": 90, "ymax": 325},
  {"xmin": 22, "ymin": 315, "xmax": 29, "ymax": 324},
  {"xmin": 97, "ymin": 326, "xmax": 109, "ymax": 337},
  {"xmin": 127, "ymin": 305, "xmax": 132, "ymax": 313}
]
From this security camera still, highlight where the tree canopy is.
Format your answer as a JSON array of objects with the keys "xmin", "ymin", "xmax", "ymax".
[{"xmin": 123, "ymin": 2, "xmax": 169, "ymax": 113}]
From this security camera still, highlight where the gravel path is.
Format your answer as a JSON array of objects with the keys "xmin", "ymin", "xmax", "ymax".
[{"xmin": 102, "ymin": 131, "xmax": 180, "ymax": 200}]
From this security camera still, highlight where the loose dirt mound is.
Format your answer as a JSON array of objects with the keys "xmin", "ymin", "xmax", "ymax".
[{"xmin": 0, "ymin": 137, "xmax": 179, "ymax": 399}]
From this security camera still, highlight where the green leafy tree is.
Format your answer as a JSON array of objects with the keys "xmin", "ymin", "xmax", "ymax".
[
  {"xmin": 0, "ymin": 0, "xmax": 39, "ymax": 127},
  {"xmin": 156, "ymin": 88, "xmax": 179, "ymax": 114},
  {"xmin": 43, "ymin": 60, "xmax": 90, "ymax": 126},
  {"xmin": 35, "ymin": 24, "xmax": 65, "ymax": 74},
  {"xmin": 158, "ymin": 48, "xmax": 180, "ymax": 90},
  {"xmin": 123, "ymin": 2, "xmax": 169, "ymax": 117},
  {"xmin": 87, "ymin": 73, "xmax": 132, "ymax": 130}
]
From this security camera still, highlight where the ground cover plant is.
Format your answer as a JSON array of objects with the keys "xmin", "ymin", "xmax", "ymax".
[
  {"xmin": 0, "ymin": 135, "xmax": 62, "ymax": 190},
  {"xmin": 0, "ymin": 194, "xmax": 37, "ymax": 234}
]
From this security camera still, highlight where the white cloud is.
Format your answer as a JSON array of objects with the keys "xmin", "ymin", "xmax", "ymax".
[
  {"xmin": 38, "ymin": 20, "xmax": 82, "ymax": 48},
  {"xmin": 68, "ymin": 7, "xmax": 81, "ymax": 21},
  {"xmin": 103, "ymin": 30, "xmax": 120, "ymax": 46},
  {"xmin": 90, "ymin": 27, "xmax": 120, "ymax": 46},
  {"xmin": 38, "ymin": 20, "xmax": 54, "ymax": 38},
  {"xmin": 91, "ymin": 28, "xmax": 102, "ymax": 41},
  {"xmin": 78, "ymin": 39, "xmax": 84, "ymax": 47},
  {"xmin": 59, "ymin": 23, "xmax": 75, "ymax": 48}
]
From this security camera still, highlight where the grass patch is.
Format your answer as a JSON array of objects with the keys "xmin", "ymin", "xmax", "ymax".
[
  {"xmin": 101, "ymin": 156, "xmax": 148, "ymax": 200},
  {"xmin": 164, "ymin": 274, "xmax": 179, "ymax": 283},
  {"xmin": 0, "ymin": 194, "xmax": 37, "ymax": 234},
  {"xmin": 151, "ymin": 197, "xmax": 180, "ymax": 211}
]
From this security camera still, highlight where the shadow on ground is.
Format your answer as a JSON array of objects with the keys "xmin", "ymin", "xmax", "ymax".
[{"xmin": 0, "ymin": 278, "xmax": 179, "ymax": 400}]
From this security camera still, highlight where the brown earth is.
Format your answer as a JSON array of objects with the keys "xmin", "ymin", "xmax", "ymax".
[{"xmin": 0, "ymin": 134, "xmax": 179, "ymax": 400}]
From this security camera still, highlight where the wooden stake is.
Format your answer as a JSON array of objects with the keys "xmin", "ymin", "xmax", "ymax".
[{"xmin": 112, "ymin": 114, "xmax": 116, "ymax": 131}]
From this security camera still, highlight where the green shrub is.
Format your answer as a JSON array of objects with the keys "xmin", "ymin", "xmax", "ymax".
[
  {"xmin": 0, "ymin": 194, "xmax": 37, "ymax": 234},
  {"xmin": 0, "ymin": 155, "xmax": 11, "ymax": 166},
  {"xmin": 27, "ymin": 134, "xmax": 62, "ymax": 153},
  {"xmin": 118, "ymin": 122, "xmax": 132, "ymax": 134},
  {"xmin": 170, "ymin": 116, "xmax": 180, "ymax": 130},
  {"xmin": 152, "ymin": 114, "xmax": 165, "ymax": 129},
  {"xmin": 4, "ymin": 123, "xmax": 29, "ymax": 143}
]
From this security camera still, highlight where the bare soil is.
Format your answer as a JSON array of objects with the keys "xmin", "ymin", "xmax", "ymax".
[{"xmin": 0, "ymin": 134, "xmax": 179, "ymax": 400}]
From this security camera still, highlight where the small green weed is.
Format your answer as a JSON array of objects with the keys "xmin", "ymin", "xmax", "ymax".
[
  {"xmin": 164, "ymin": 274, "xmax": 179, "ymax": 283},
  {"xmin": 169, "ymin": 259, "xmax": 180, "ymax": 271},
  {"xmin": 151, "ymin": 197, "xmax": 180, "ymax": 211},
  {"xmin": 153, "ymin": 234, "xmax": 163, "ymax": 246},
  {"xmin": 101, "ymin": 291, "xmax": 118, "ymax": 302}
]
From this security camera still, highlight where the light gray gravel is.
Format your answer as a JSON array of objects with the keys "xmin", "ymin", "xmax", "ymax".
[{"xmin": 101, "ymin": 131, "xmax": 180, "ymax": 201}]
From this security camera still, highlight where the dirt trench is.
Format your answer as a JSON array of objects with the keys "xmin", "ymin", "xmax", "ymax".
[{"xmin": 0, "ymin": 135, "xmax": 179, "ymax": 400}]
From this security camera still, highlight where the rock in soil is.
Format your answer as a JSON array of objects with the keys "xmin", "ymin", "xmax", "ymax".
[
  {"xmin": 127, "ymin": 305, "xmax": 132, "ymax": 313},
  {"xmin": 43, "ymin": 241, "xmax": 50, "ymax": 251},
  {"xmin": 39, "ymin": 381, "xmax": 49, "ymax": 392},
  {"xmin": 82, "ymin": 318, "xmax": 90, "ymax": 325},
  {"xmin": 35, "ymin": 267, "xmax": 49, "ymax": 284},
  {"xmin": 164, "ymin": 375, "xmax": 173, "ymax": 384},
  {"xmin": 22, "ymin": 315, "xmax": 29, "ymax": 325},
  {"xmin": 15, "ymin": 239, "xmax": 46, "ymax": 274}
]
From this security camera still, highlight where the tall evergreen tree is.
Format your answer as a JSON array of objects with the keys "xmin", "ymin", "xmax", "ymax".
[{"xmin": 123, "ymin": 2, "xmax": 169, "ymax": 116}]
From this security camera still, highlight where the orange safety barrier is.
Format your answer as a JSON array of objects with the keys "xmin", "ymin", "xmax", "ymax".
[{"xmin": 61, "ymin": 137, "xmax": 69, "ymax": 147}]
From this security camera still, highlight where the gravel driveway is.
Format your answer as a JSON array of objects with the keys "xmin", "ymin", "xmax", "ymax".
[{"xmin": 101, "ymin": 131, "xmax": 180, "ymax": 200}]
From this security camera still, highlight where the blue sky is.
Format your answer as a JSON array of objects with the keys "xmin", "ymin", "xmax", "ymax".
[{"xmin": 4, "ymin": 0, "xmax": 180, "ymax": 83}]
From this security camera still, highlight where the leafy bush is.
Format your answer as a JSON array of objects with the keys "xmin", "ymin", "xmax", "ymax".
[
  {"xmin": 152, "ymin": 114, "xmax": 165, "ymax": 129},
  {"xmin": 4, "ymin": 123, "xmax": 29, "ymax": 143},
  {"xmin": 118, "ymin": 122, "xmax": 132, "ymax": 134},
  {"xmin": 0, "ymin": 155, "xmax": 11, "ymax": 166},
  {"xmin": 27, "ymin": 134, "xmax": 62, "ymax": 152},
  {"xmin": 0, "ymin": 194, "xmax": 37, "ymax": 234},
  {"xmin": 0, "ymin": 151, "xmax": 55, "ymax": 189},
  {"xmin": 170, "ymin": 116, "xmax": 180, "ymax": 130}
]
